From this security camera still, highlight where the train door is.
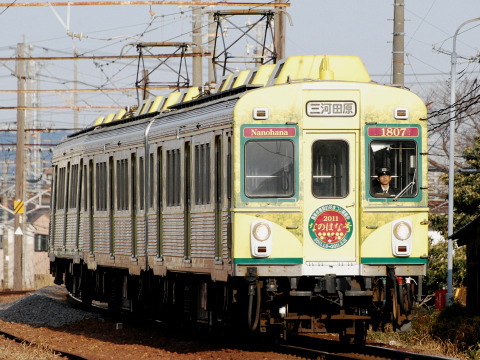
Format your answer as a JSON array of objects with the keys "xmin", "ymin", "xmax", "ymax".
[
  {"xmin": 303, "ymin": 132, "xmax": 358, "ymax": 265},
  {"xmin": 184, "ymin": 141, "xmax": 191, "ymax": 260},
  {"xmin": 76, "ymin": 160, "xmax": 83, "ymax": 251},
  {"xmin": 88, "ymin": 159, "xmax": 94, "ymax": 253},
  {"xmin": 109, "ymin": 156, "xmax": 114, "ymax": 256},
  {"xmin": 131, "ymin": 153, "xmax": 137, "ymax": 258},
  {"xmin": 214, "ymin": 136, "xmax": 222, "ymax": 261}
]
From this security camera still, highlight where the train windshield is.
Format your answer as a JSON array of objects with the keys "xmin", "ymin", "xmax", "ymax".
[
  {"xmin": 312, "ymin": 140, "xmax": 349, "ymax": 198},
  {"xmin": 244, "ymin": 140, "xmax": 294, "ymax": 198},
  {"xmin": 369, "ymin": 140, "xmax": 418, "ymax": 198}
]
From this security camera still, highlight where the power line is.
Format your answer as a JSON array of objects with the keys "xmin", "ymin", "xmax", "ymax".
[
  {"xmin": 0, "ymin": 52, "xmax": 206, "ymax": 61},
  {"xmin": 0, "ymin": 105, "xmax": 124, "ymax": 110},
  {"xmin": 0, "ymin": 1, "xmax": 289, "ymax": 8},
  {"xmin": 0, "ymin": 86, "xmax": 185, "ymax": 93}
]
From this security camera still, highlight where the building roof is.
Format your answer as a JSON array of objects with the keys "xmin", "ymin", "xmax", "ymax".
[{"xmin": 450, "ymin": 215, "xmax": 480, "ymax": 247}]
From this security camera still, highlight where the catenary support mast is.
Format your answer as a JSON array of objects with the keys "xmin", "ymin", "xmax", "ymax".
[{"xmin": 13, "ymin": 43, "xmax": 26, "ymax": 291}]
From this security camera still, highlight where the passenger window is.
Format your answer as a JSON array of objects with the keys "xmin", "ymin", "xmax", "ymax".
[
  {"xmin": 244, "ymin": 140, "xmax": 294, "ymax": 198},
  {"xmin": 312, "ymin": 140, "xmax": 349, "ymax": 198},
  {"xmin": 195, "ymin": 143, "xmax": 211, "ymax": 205},
  {"xmin": 369, "ymin": 140, "xmax": 417, "ymax": 198}
]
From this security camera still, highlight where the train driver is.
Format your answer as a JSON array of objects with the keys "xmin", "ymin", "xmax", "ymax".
[{"xmin": 371, "ymin": 167, "xmax": 398, "ymax": 196}]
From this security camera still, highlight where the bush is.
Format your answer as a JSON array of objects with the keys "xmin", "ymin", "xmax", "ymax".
[{"xmin": 431, "ymin": 303, "xmax": 480, "ymax": 357}]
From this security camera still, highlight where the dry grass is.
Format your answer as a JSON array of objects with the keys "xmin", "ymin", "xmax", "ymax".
[
  {"xmin": 0, "ymin": 335, "xmax": 65, "ymax": 360},
  {"xmin": 367, "ymin": 304, "xmax": 480, "ymax": 360}
]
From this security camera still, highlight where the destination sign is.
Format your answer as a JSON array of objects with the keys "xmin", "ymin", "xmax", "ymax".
[
  {"xmin": 368, "ymin": 127, "xmax": 419, "ymax": 137},
  {"xmin": 306, "ymin": 101, "xmax": 356, "ymax": 117},
  {"xmin": 243, "ymin": 127, "xmax": 296, "ymax": 138}
]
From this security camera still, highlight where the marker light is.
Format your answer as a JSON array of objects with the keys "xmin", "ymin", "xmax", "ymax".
[
  {"xmin": 394, "ymin": 107, "xmax": 409, "ymax": 120},
  {"xmin": 251, "ymin": 221, "xmax": 273, "ymax": 257},
  {"xmin": 253, "ymin": 107, "xmax": 269, "ymax": 120},
  {"xmin": 393, "ymin": 221, "xmax": 412, "ymax": 241},
  {"xmin": 252, "ymin": 222, "xmax": 271, "ymax": 241},
  {"xmin": 391, "ymin": 219, "xmax": 413, "ymax": 257}
]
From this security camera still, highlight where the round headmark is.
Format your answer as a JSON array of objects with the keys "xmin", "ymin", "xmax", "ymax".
[{"xmin": 308, "ymin": 204, "xmax": 353, "ymax": 249}]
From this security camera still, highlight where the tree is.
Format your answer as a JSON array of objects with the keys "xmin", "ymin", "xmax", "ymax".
[
  {"xmin": 425, "ymin": 136, "xmax": 480, "ymax": 295},
  {"xmin": 426, "ymin": 79, "xmax": 480, "ymax": 174},
  {"xmin": 430, "ymin": 135, "xmax": 480, "ymax": 235},
  {"xmin": 424, "ymin": 238, "xmax": 466, "ymax": 295}
]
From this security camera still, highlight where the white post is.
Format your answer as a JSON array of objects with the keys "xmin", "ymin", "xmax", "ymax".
[{"xmin": 447, "ymin": 17, "xmax": 480, "ymax": 306}]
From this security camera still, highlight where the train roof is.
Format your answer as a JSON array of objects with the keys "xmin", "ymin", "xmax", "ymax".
[{"xmin": 70, "ymin": 55, "xmax": 371, "ymax": 138}]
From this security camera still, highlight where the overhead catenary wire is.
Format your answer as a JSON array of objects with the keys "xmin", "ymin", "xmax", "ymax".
[{"xmin": 0, "ymin": 1, "xmax": 289, "ymax": 8}]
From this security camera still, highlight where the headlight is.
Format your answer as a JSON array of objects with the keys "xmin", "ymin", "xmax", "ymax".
[
  {"xmin": 393, "ymin": 221, "xmax": 411, "ymax": 240},
  {"xmin": 252, "ymin": 222, "xmax": 271, "ymax": 241}
]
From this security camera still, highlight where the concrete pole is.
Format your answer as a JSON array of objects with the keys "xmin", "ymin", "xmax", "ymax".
[
  {"xmin": 207, "ymin": 12, "xmax": 216, "ymax": 85},
  {"xmin": 192, "ymin": 4, "xmax": 203, "ymax": 87},
  {"xmin": 14, "ymin": 42, "xmax": 26, "ymax": 291},
  {"xmin": 273, "ymin": 0, "xmax": 286, "ymax": 61},
  {"xmin": 74, "ymin": 55, "xmax": 79, "ymax": 131},
  {"xmin": 2, "ymin": 163, "xmax": 8, "ymax": 289},
  {"xmin": 392, "ymin": 0, "xmax": 404, "ymax": 87},
  {"xmin": 447, "ymin": 17, "xmax": 480, "ymax": 306}
]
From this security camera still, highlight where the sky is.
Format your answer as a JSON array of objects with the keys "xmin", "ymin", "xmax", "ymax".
[{"xmin": 0, "ymin": 0, "xmax": 479, "ymax": 132}]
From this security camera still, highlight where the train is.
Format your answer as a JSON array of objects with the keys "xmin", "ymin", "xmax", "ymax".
[{"xmin": 49, "ymin": 54, "xmax": 429, "ymax": 343}]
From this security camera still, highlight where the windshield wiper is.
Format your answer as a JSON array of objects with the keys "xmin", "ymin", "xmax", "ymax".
[{"xmin": 393, "ymin": 181, "xmax": 415, "ymax": 201}]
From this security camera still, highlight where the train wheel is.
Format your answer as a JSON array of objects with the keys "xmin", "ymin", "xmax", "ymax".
[
  {"xmin": 339, "ymin": 330, "xmax": 352, "ymax": 344},
  {"xmin": 354, "ymin": 320, "xmax": 367, "ymax": 345},
  {"xmin": 392, "ymin": 281, "xmax": 411, "ymax": 331}
]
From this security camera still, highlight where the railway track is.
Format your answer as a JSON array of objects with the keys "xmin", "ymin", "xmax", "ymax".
[
  {"xmin": 0, "ymin": 328, "xmax": 91, "ymax": 360},
  {"xmin": 0, "ymin": 290, "xmax": 32, "ymax": 296},
  {"xmin": 0, "ymin": 288, "xmax": 454, "ymax": 359},
  {"xmin": 281, "ymin": 335, "xmax": 452, "ymax": 360},
  {"xmin": 68, "ymin": 292, "xmax": 453, "ymax": 360}
]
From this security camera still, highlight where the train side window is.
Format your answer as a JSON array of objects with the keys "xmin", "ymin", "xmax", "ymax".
[
  {"xmin": 56, "ymin": 167, "xmax": 66, "ymax": 210},
  {"xmin": 95, "ymin": 162, "xmax": 107, "ymax": 211},
  {"xmin": 167, "ymin": 149, "xmax": 181, "ymax": 206},
  {"xmin": 116, "ymin": 159, "xmax": 129, "ymax": 210},
  {"xmin": 244, "ymin": 140, "xmax": 294, "ymax": 198},
  {"xmin": 369, "ymin": 140, "xmax": 418, "ymax": 198},
  {"xmin": 69, "ymin": 164, "xmax": 79, "ymax": 209},
  {"xmin": 312, "ymin": 140, "xmax": 349, "ymax": 198},
  {"xmin": 195, "ymin": 143, "xmax": 211, "ymax": 205}
]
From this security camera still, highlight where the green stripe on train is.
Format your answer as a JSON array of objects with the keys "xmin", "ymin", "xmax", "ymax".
[
  {"xmin": 361, "ymin": 257, "xmax": 428, "ymax": 264},
  {"xmin": 234, "ymin": 258, "xmax": 303, "ymax": 265}
]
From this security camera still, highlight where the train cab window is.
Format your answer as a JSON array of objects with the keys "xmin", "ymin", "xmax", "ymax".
[
  {"xmin": 312, "ymin": 140, "xmax": 349, "ymax": 198},
  {"xmin": 369, "ymin": 140, "xmax": 418, "ymax": 198},
  {"xmin": 244, "ymin": 140, "xmax": 294, "ymax": 198}
]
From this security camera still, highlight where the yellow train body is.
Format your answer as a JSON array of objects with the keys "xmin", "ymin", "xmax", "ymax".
[
  {"xmin": 49, "ymin": 54, "xmax": 428, "ymax": 341},
  {"xmin": 230, "ymin": 58, "xmax": 428, "ymax": 279}
]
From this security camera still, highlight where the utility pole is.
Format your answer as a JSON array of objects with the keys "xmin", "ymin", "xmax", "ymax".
[
  {"xmin": 274, "ymin": 0, "xmax": 286, "ymax": 61},
  {"xmin": 142, "ymin": 69, "xmax": 150, "ymax": 100},
  {"xmin": 73, "ymin": 53, "xmax": 79, "ymax": 131},
  {"xmin": 392, "ymin": 0, "xmax": 405, "ymax": 87},
  {"xmin": 14, "ymin": 42, "xmax": 26, "ymax": 291},
  {"xmin": 447, "ymin": 17, "xmax": 480, "ymax": 306},
  {"xmin": 2, "ymin": 163, "xmax": 9, "ymax": 289},
  {"xmin": 192, "ymin": 3, "xmax": 203, "ymax": 87},
  {"xmin": 207, "ymin": 12, "xmax": 216, "ymax": 85}
]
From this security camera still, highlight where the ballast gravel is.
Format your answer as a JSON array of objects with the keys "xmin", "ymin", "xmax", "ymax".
[{"xmin": 0, "ymin": 285, "xmax": 99, "ymax": 327}]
